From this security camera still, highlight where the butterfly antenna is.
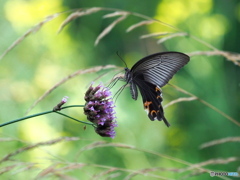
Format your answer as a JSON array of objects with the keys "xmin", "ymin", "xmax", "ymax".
[{"xmin": 116, "ymin": 51, "xmax": 128, "ymax": 68}]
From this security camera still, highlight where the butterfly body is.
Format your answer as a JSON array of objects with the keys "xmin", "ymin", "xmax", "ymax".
[{"xmin": 124, "ymin": 52, "xmax": 190, "ymax": 127}]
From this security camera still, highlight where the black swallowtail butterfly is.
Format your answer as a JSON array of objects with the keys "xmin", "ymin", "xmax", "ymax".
[{"xmin": 123, "ymin": 51, "xmax": 190, "ymax": 127}]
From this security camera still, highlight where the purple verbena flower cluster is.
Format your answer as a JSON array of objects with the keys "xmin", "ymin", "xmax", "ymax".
[{"xmin": 84, "ymin": 84, "xmax": 117, "ymax": 138}]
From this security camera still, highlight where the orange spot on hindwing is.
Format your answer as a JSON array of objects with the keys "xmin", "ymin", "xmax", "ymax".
[
  {"xmin": 144, "ymin": 101, "xmax": 160, "ymax": 120},
  {"xmin": 144, "ymin": 101, "xmax": 152, "ymax": 113},
  {"xmin": 155, "ymin": 86, "xmax": 161, "ymax": 92}
]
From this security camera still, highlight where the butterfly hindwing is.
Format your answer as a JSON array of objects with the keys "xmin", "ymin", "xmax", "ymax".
[{"xmin": 132, "ymin": 77, "xmax": 170, "ymax": 126}]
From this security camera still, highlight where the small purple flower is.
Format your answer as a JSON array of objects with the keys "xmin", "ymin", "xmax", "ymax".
[
  {"xmin": 84, "ymin": 84, "xmax": 117, "ymax": 138},
  {"xmin": 53, "ymin": 96, "xmax": 69, "ymax": 111},
  {"xmin": 61, "ymin": 96, "xmax": 69, "ymax": 103}
]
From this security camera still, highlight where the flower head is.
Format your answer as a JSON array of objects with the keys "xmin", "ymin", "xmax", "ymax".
[{"xmin": 84, "ymin": 84, "xmax": 117, "ymax": 138}]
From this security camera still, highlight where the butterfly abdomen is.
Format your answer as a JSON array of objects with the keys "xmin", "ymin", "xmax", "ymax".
[{"xmin": 130, "ymin": 82, "xmax": 138, "ymax": 100}]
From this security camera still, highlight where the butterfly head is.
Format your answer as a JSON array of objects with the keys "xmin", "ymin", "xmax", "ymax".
[{"xmin": 124, "ymin": 67, "xmax": 132, "ymax": 83}]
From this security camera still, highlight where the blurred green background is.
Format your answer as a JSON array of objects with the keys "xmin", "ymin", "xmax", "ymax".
[{"xmin": 0, "ymin": 0, "xmax": 239, "ymax": 179}]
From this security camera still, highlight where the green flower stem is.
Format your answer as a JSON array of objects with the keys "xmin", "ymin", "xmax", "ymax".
[
  {"xmin": 61, "ymin": 105, "xmax": 85, "ymax": 109},
  {"xmin": 0, "ymin": 105, "xmax": 94, "ymax": 128},
  {"xmin": 55, "ymin": 111, "xmax": 95, "ymax": 127},
  {"xmin": 0, "ymin": 110, "xmax": 53, "ymax": 127}
]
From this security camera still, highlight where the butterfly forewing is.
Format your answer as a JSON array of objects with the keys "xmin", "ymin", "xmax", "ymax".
[{"xmin": 130, "ymin": 52, "xmax": 189, "ymax": 87}]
